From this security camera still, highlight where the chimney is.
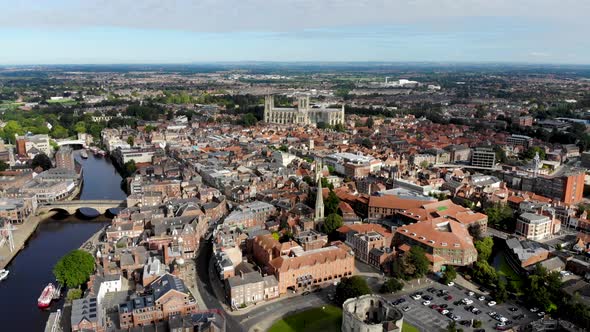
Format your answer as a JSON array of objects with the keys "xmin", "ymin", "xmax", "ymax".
[{"xmin": 240, "ymin": 271, "xmax": 244, "ymax": 279}]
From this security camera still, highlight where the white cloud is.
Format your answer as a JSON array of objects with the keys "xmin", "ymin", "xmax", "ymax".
[{"xmin": 0, "ymin": 0, "xmax": 588, "ymax": 32}]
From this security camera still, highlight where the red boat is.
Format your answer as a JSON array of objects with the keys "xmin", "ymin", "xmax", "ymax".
[{"xmin": 38, "ymin": 283, "xmax": 55, "ymax": 309}]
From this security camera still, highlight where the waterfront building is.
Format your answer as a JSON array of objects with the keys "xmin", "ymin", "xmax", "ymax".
[
  {"xmin": 515, "ymin": 212, "xmax": 561, "ymax": 241},
  {"xmin": 263, "ymin": 95, "xmax": 345, "ymax": 126},
  {"xmin": 55, "ymin": 146, "xmax": 76, "ymax": 171}
]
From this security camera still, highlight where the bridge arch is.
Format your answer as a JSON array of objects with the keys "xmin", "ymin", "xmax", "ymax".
[{"xmin": 76, "ymin": 207, "xmax": 101, "ymax": 219}]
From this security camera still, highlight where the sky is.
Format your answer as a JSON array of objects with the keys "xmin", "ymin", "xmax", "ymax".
[{"xmin": 0, "ymin": 0, "xmax": 588, "ymax": 65}]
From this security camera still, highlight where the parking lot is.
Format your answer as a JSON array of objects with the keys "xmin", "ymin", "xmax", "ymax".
[{"xmin": 382, "ymin": 282, "xmax": 537, "ymax": 331}]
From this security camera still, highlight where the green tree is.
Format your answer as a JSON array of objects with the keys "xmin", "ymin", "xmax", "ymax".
[
  {"xmin": 380, "ymin": 278, "xmax": 403, "ymax": 293},
  {"xmin": 322, "ymin": 213, "xmax": 343, "ymax": 235},
  {"xmin": 408, "ymin": 246, "xmax": 430, "ymax": 278},
  {"xmin": 127, "ymin": 136, "xmax": 134, "ymax": 147},
  {"xmin": 124, "ymin": 160, "xmax": 137, "ymax": 177},
  {"xmin": 0, "ymin": 160, "xmax": 8, "ymax": 171},
  {"xmin": 361, "ymin": 138, "xmax": 373, "ymax": 149},
  {"xmin": 2, "ymin": 120, "xmax": 24, "ymax": 143},
  {"xmin": 474, "ymin": 237, "xmax": 494, "ymax": 262},
  {"xmin": 493, "ymin": 280, "xmax": 508, "ymax": 303},
  {"xmin": 53, "ymin": 249, "xmax": 95, "ymax": 288},
  {"xmin": 472, "ymin": 260, "xmax": 498, "ymax": 288},
  {"xmin": 324, "ymin": 190, "xmax": 340, "ymax": 215},
  {"xmin": 31, "ymin": 153, "xmax": 52, "ymax": 170},
  {"xmin": 51, "ymin": 125, "xmax": 69, "ymax": 139},
  {"xmin": 333, "ymin": 123, "xmax": 346, "ymax": 132},
  {"xmin": 66, "ymin": 288, "xmax": 83, "ymax": 301},
  {"xmin": 441, "ymin": 266, "xmax": 457, "ymax": 284},
  {"xmin": 73, "ymin": 121, "xmax": 87, "ymax": 134},
  {"xmin": 472, "ymin": 320, "xmax": 482, "ymax": 328},
  {"xmin": 419, "ymin": 160, "xmax": 430, "ymax": 169},
  {"xmin": 523, "ymin": 146, "xmax": 546, "ymax": 160},
  {"xmin": 321, "ymin": 177, "xmax": 334, "ymax": 190},
  {"xmin": 335, "ymin": 276, "xmax": 372, "ymax": 305},
  {"xmin": 366, "ymin": 117, "xmax": 374, "ymax": 128},
  {"xmin": 240, "ymin": 113, "xmax": 258, "ymax": 127},
  {"xmin": 485, "ymin": 203, "xmax": 515, "ymax": 231}
]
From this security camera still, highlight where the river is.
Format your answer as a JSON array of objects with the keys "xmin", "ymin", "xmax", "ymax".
[{"xmin": 0, "ymin": 150, "xmax": 126, "ymax": 331}]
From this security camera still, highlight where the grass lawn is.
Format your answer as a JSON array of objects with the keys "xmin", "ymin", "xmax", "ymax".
[
  {"xmin": 402, "ymin": 322, "xmax": 420, "ymax": 332},
  {"xmin": 497, "ymin": 253, "xmax": 525, "ymax": 293},
  {"xmin": 268, "ymin": 305, "xmax": 342, "ymax": 332}
]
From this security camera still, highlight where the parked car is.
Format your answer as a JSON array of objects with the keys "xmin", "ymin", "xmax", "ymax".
[
  {"xmin": 468, "ymin": 291, "xmax": 475, "ymax": 296},
  {"xmin": 488, "ymin": 301, "xmax": 497, "ymax": 307},
  {"xmin": 423, "ymin": 295, "xmax": 433, "ymax": 301},
  {"xmin": 422, "ymin": 300, "xmax": 431, "ymax": 306},
  {"xmin": 444, "ymin": 295, "xmax": 453, "ymax": 301},
  {"xmin": 411, "ymin": 294, "xmax": 422, "ymax": 300},
  {"xmin": 459, "ymin": 320, "xmax": 471, "ymax": 326},
  {"xmin": 430, "ymin": 304, "xmax": 439, "ymax": 310},
  {"xmin": 439, "ymin": 304, "xmax": 449, "ymax": 309},
  {"xmin": 537, "ymin": 311, "xmax": 545, "ymax": 317},
  {"xmin": 508, "ymin": 307, "xmax": 518, "ymax": 312},
  {"xmin": 402, "ymin": 306, "xmax": 411, "ymax": 312},
  {"xmin": 478, "ymin": 295, "xmax": 486, "ymax": 301},
  {"xmin": 530, "ymin": 307, "xmax": 539, "ymax": 313},
  {"xmin": 427, "ymin": 287, "xmax": 437, "ymax": 293},
  {"xmin": 441, "ymin": 309, "xmax": 449, "ymax": 315},
  {"xmin": 447, "ymin": 282, "xmax": 455, "ymax": 287}
]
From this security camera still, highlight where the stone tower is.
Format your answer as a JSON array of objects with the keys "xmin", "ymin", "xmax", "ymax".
[{"xmin": 264, "ymin": 95, "xmax": 274, "ymax": 123}]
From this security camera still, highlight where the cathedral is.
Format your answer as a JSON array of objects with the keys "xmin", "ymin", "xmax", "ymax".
[{"xmin": 263, "ymin": 95, "xmax": 345, "ymax": 126}]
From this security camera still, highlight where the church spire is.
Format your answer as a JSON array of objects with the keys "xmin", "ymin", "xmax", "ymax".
[{"xmin": 315, "ymin": 176, "xmax": 325, "ymax": 222}]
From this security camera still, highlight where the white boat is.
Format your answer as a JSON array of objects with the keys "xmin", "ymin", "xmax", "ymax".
[
  {"xmin": 0, "ymin": 269, "xmax": 8, "ymax": 281},
  {"xmin": 80, "ymin": 150, "xmax": 88, "ymax": 159}
]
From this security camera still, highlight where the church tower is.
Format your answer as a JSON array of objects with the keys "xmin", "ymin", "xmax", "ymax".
[{"xmin": 264, "ymin": 95, "xmax": 274, "ymax": 123}]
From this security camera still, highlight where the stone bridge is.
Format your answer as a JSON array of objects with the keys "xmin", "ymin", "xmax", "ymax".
[
  {"xmin": 55, "ymin": 138, "xmax": 87, "ymax": 147},
  {"xmin": 36, "ymin": 199, "xmax": 127, "ymax": 215}
]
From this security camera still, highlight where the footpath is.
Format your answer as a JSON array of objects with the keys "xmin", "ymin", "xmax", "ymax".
[{"xmin": 0, "ymin": 211, "xmax": 57, "ymax": 269}]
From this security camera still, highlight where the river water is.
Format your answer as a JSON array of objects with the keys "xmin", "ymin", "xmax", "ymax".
[{"xmin": 0, "ymin": 151, "xmax": 127, "ymax": 331}]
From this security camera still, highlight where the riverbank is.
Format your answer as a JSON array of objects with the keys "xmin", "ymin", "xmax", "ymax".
[{"xmin": 0, "ymin": 211, "xmax": 57, "ymax": 269}]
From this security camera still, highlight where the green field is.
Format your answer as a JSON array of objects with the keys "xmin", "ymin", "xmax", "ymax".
[
  {"xmin": 402, "ymin": 322, "xmax": 420, "ymax": 332},
  {"xmin": 496, "ymin": 253, "xmax": 525, "ymax": 293},
  {"xmin": 268, "ymin": 305, "xmax": 342, "ymax": 332},
  {"xmin": 46, "ymin": 98, "xmax": 77, "ymax": 105}
]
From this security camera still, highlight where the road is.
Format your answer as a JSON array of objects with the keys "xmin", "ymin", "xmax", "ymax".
[{"xmin": 195, "ymin": 238, "xmax": 245, "ymax": 331}]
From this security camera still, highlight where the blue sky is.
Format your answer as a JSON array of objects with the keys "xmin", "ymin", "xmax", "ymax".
[{"xmin": 0, "ymin": 0, "xmax": 588, "ymax": 64}]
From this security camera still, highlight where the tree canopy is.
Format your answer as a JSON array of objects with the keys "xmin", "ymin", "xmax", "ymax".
[
  {"xmin": 31, "ymin": 153, "xmax": 52, "ymax": 170},
  {"xmin": 393, "ymin": 246, "xmax": 430, "ymax": 280},
  {"xmin": 335, "ymin": 276, "xmax": 372, "ymax": 305},
  {"xmin": 322, "ymin": 213, "xmax": 343, "ymax": 235},
  {"xmin": 380, "ymin": 278, "xmax": 403, "ymax": 294},
  {"xmin": 474, "ymin": 237, "xmax": 494, "ymax": 262},
  {"xmin": 441, "ymin": 266, "xmax": 457, "ymax": 284},
  {"xmin": 485, "ymin": 203, "xmax": 515, "ymax": 232},
  {"xmin": 324, "ymin": 190, "xmax": 340, "ymax": 215},
  {"xmin": 53, "ymin": 249, "xmax": 95, "ymax": 288}
]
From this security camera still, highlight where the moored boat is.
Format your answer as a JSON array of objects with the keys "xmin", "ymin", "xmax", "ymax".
[
  {"xmin": 38, "ymin": 283, "xmax": 56, "ymax": 309},
  {"xmin": 0, "ymin": 269, "xmax": 9, "ymax": 281},
  {"xmin": 80, "ymin": 150, "xmax": 89, "ymax": 159}
]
